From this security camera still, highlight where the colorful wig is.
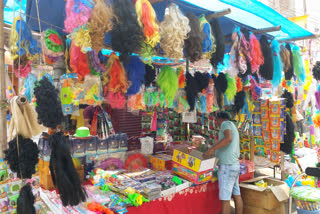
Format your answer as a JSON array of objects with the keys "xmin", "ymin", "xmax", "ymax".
[
  {"xmin": 177, "ymin": 68, "xmax": 186, "ymax": 88},
  {"xmin": 41, "ymin": 29, "xmax": 64, "ymax": 64},
  {"xmin": 17, "ymin": 184, "xmax": 36, "ymax": 214},
  {"xmin": 285, "ymin": 43, "xmax": 294, "ymax": 80},
  {"xmin": 184, "ymin": 13, "xmax": 203, "ymax": 63},
  {"xmin": 106, "ymin": 91, "xmax": 126, "ymax": 109},
  {"xmin": 271, "ymin": 39, "xmax": 282, "ymax": 88},
  {"xmin": 292, "ymin": 45, "xmax": 306, "ymax": 84},
  {"xmin": 88, "ymin": 50, "xmax": 106, "ymax": 75},
  {"xmin": 70, "ymin": 25, "xmax": 91, "ymax": 53},
  {"xmin": 236, "ymin": 76, "xmax": 243, "ymax": 92},
  {"xmin": 210, "ymin": 18, "xmax": 225, "ymax": 69},
  {"xmin": 280, "ymin": 44, "xmax": 291, "ymax": 73},
  {"xmin": 13, "ymin": 55, "xmax": 32, "ymax": 78},
  {"xmin": 112, "ymin": 0, "xmax": 143, "ymax": 61},
  {"xmin": 23, "ymin": 73, "xmax": 37, "ymax": 102},
  {"xmin": 249, "ymin": 33, "xmax": 264, "ymax": 73},
  {"xmin": 157, "ymin": 66, "xmax": 178, "ymax": 106},
  {"xmin": 225, "ymin": 73, "xmax": 237, "ymax": 102},
  {"xmin": 160, "ymin": 4, "xmax": 190, "ymax": 59},
  {"xmin": 64, "ymin": 0, "xmax": 94, "ymax": 33},
  {"xmin": 70, "ymin": 41, "xmax": 91, "ymax": 80},
  {"xmin": 199, "ymin": 16, "xmax": 216, "ymax": 59},
  {"xmin": 259, "ymin": 35, "xmax": 273, "ymax": 80},
  {"xmin": 124, "ymin": 56, "xmax": 146, "ymax": 95},
  {"xmin": 250, "ymin": 76, "xmax": 261, "ymax": 101},
  {"xmin": 88, "ymin": 0, "xmax": 114, "ymax": 52},
  {"xmin": 134, "ymin": 0, "xmax": 160, "ymax": 48}
]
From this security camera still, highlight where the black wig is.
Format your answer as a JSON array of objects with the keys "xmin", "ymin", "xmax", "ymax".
[
  {"xmin": 184, "ymin": 13, "xmax": 203, "ymax": 63},
  {"xmin": 49, "ymin": 132, "xmax": 86, "ymax": 206},
  {"xmin": 111, "ymin": 0, "xmax": 144, "ymax": 62},
  {"xmin": 285, "ymin": 43, "xmax": 294, "ymax": 80},
  {"xmin": 185, "ymin": 72, "xmax": 197, "ymax": 111},
  {"xmin": 210, "ymin": 18, "xmax": 225, "ymax": 68},
  {"xmin": 312, "ymin": 61, "xmax": 320, "ymax": 81},
  {"xmin": 214, "ymin": 72, "xmax": 228, "ymax": 109},
  {"xmin": 259, "ymin": 35, "xmax": 273, "ymax": 80},
  {"xmin": 144, "ymin": 64, "xmax": 156, "ymax": 87},
  {"xmin": 280, "ymin": 113, "xmax": 295, "ymax": 154},
  {"xmin": 34, "ymin": 77, "xmax": 63, "ymax": 129},
  {"xmin": 194, "ymin": 71, "xmax": 209, "ymax": 92},
  {"xmin": 4, "ymin": 135, "xmax": 39, "ymax": 179},
  {"xmin": 233, "ymin": 91, "xmax": 246, "ymax": 113},
  {"xmin": 281, "ymin": 89, "xmax": 294, "ymax": 109},
  {"xmin": 17, "ymin": 183, "xmax": 36, "ymax": 214}
]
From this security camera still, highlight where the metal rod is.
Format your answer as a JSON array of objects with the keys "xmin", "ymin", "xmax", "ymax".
[
  {"xmin": 252, "ymin": 25, "xmax": 281, "ymax": 34},
  {"xmin": 0, "ymin": 0, "xmax": 7, "ymax": 158},
  {"xmin": 206, "ymin": 8, "xmax": 231, "ymax": 20}
]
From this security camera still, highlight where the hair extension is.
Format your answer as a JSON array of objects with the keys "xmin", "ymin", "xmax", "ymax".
[
  {"xmin": 249, "ymin": 33, "xmax": 264, "ymax": 73},
  {"xmin": 292, "ymin": 45, "xmax": 306, "ymax": 84},
  {"xmin": 144, "ymin": 64, "xmax": 156, "ymax": 86},
  {"xmin": 271, "ymin": 39, "xmax": 282, "ymax": 88},
  {"xmin": 210, "ymin": 18, "xmax": 225, "ymax": 69},
  {"xmin": 34, "ymin": 77, "xmax": 63, "ymax": 129},
  {"xmin": 105, "ymin": 52, "xmax": 129, "ymax": 93},
  {"xmin": 124, "ymin": 55, "xmax": 146, "ymax": 95},
  {"xmin": 64, "ymin": 0, "xmax": 93, "ymax": 33},
  {"xmin": 112, "ymin": 0, "xmax": 143, "ymax": 61},
  {"xmin": 23, "ymin": 73, "xmax": 37, "ymax": 102},
  {"xmin": 159, "ymin": 3, "xmax": 190, "ymax": 59},
  {"xmin": 157, "ymin": 66, "xmax": 178, "ymax": 107},
  {"xmin": 69, "ymin": 25, "xmax": 92, "ymax": 53},
  {"xmin": 259, "ymin": 35, "xmax": 273, "ymax": 80},
  {"xmin": 184, "ymin": 13, "xmax": 203, "ymax": 63},
  {"xmin": 49, "ymin": 132, "xmax": 86, "ymax": 206},
  {"xmin": 312, "ymin": 61, "xmax": 320, "ymax": 81},
  {"xmin": 280, "ymin": 112, "xmax": 295, "ymax": 154},
  {"xmin": 285, "ymin": 43, "xmax": 294, "ymax": 80},
  {"xmin": 280, "ymin": 44, "xmax": 291, "ymax": 73},
  {"xmin": 233, "ymin": 91, "xmax": 245, "ymax": 114},
  {"xmin": 225, "ymin": 73, "xmax": 237, "ymax": 102},
  {"xmin": 134, "ymin": 0, "xmax": 160, "ymax": 48},
  {"xmin": 281, "ymin": 89, "xmax": 294, "ymax": 109},
  {"xmin": 17, "ymin": 183, "xmax": 36, "ymax": 214},
  {"xmin": 185, "ymin": 72, "xmax": 197, "ymax": 111},
  {"xmin": 250, "ymin": 76, "xmax": 261, "ymax": 101},
  {"xmin": 88, "ymin": 0, "xmax": 114, "ymax": 52},
  {"xmin": 70, "ymin": 41, "xmax": 91, "ymax": 81},
  {"xmin": 199, "ymin": 16, "xmax": 216, "ymax": 59},
  {"xmin": 4, "ymin": 135, "xmax": 39, "ymax": 179}
]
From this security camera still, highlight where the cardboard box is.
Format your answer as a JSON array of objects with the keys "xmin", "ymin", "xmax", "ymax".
[
  {"xmin": 150, "ymin": 154, "xmax": 173, "ymax": 171},
  {"xmin": 172, "ymin": 148, "xmax": 217, "ymax": 184},
  {"xmin": 240, "ymin": 176, "xmax": 289, "ymax": 211},
  {"xmin": 243, "ymin": 203, "xmax": 285, "ymax": 214}
]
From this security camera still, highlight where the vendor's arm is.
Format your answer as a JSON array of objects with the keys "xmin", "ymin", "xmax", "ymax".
[{"xmin": 204, "ymin": 129, "xmax": 232, "ymax": 157}]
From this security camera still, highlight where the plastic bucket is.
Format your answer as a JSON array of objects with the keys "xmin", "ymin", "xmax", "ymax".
[{"xmin": 296, "ymin": 207, "xmax": 320, "ymax": 214}]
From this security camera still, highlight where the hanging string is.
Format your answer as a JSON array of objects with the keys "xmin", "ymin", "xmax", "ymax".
[{"xmin": 35, "ymin": 0, "xmax": 46, "ymax": 65}]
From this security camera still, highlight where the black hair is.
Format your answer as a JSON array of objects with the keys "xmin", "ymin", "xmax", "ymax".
[
  {"xmin": 285, "ymin": 43, "xmax": 294, "ymax": 80},
  {"xmin": 259, "ymin": 35, "xmax": 273, "ymax": 80},
  {"xmin": 312, "ymin": 61, "xmax": 320, "ymax": 81},
  {"xmin": 216, "ymin": 111, "xmax": 230, "ymax": 120},
  {"xmin": 210, "ymin": 18, "xmax": 225, "ymax": 69},
  {"xmin": 17, "ymin": 183, "xmax": 36, "ymax": 214}
]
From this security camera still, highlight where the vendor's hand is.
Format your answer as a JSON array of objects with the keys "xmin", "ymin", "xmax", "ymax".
[{"xmin": 203, "ymin": 149, "xmax": 214, "ymax": 159}]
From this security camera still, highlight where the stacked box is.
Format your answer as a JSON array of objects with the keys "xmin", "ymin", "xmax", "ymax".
[
  {"xmin": 252, "ymin": 101, "xmax": 264, "ymax": 158},
  {"xmin": 149, "ymin": 154, "xmax": 173, "ymax": 171}
]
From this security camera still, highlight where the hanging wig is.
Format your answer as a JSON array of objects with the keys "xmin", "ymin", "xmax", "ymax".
[
  {"xmin": 312, "ymin": 61, "xmax": 320, "ymax": 81},
  {"xmin": 225, "ymin": 73, "xmax": 237, "ymax": 102},
  {"xmin": 134, "ymin": 0, "xmax": 160, "ymax": 48},
  {"xmin": 4, "ymin": 135, "xmax": 39, "ymax": 179},
  {"xmin": 13, "ymin": 55, "xmax": 32, "ymax": 78},
  {"xmin": 70, "ymin": 41, "xmax": 91, "ymax": 81},
  {"xmin": 124, "ymin": 56, "xmax": 146, "ymax": 95},
  {"xmin": 281, "ymin": 89, "xmax": 294, "ymax": 109},
  {"xmin": 41, "ymin": 29, "xmax": 64, "ymax": 65},
  {"xmin": 112, "ymin": 0, "xmax": 143, "ymax": 61},
  {"xmin": 285, "ymin": 43, "xmax": 294, "ymax": 80},
  {"xmin": 233, "ymin": 91, "xmax": 245, "ymax": 114},
  {"xmin": 194, "ymin": 71, "xmax": 209, "ymax": 92},
  {"xmin": 17, "ymin": 183, "xmax": 36, "ymax": 214},
  {"xmin": 23, "ymin": 73, "xmax": 37, "ymax": 102},
  {"xmin": 292, "ymin": 45, "xmax": 306, "ymax": 84},
  {"xmin": 87, "ymin": 50, "xmax": 106, "ymax": 75},
  {"xmin": 159, "ymin": 4, "xmax": 190, "ymax": 59},
  {"xmin": 49, "ymin": 132, "xmax": 87, "ymax": 206},
  {"xmin": 209, "ymin": 18, "xmax": 225, "ymax": 69},
  {"xmin": 184, "ymin": 13, "xmax": 203, "ymax": 63},
  {"xmin": 106, "ymin": 92, "xmax": 126, "ymax": 109},
  {"xmin": 64, "ymin": 0, "xmax": 94, "ymax": 33},
  {"xmin": 144, "ymin": 64, "xmax": 156, "ymax": 86},
  {"xmin": 177, "ymin": 68, "xmax": 186, "ymax": 88},
  {"xmin": 259, "ymin": 35, "xmax": 273, "ymax": 80},
  {"xmin": 271, "ymin": 39, "xmax": 282, "ymax": 88},
  {"xmin": 280, "ymin": 113, "xmax": 295, "ymax": 154},
  {"xmin": 185, "ymin": 72, "xmax": 197, "ymax": 111},
  {"xmin": 214, "ymin": 72, "xmax": 228, "ymax": 109},
  {"xmin": 250, "ymin": 76, "xmax": 261, "ymax": 101},
  {"xmin": 157, "ymin": 66, "xmax": 178, "ymax": 106},
  {"xmin": 236, "ymin": 76, "xmax": 243, "ymax": 92},
  {"xmin": 105, "ymin": 52, "xmax": 129, "ymax": 93},
  {"xmin": 199, "ymin": 16, "xmax": 216, "ymax": 59},
  {"xmin": 280, "ymin": 44, "xmax": 291, "ymax": 73},
  {"xmin": 88, "ymin": 0, "xmax": 114, "ymax": 52},
  {"xmin": 249, "ymin": 33, "xmax": 264, "ymax": 73},
  {"xmin": 34, "ymin": 77, "xmax": 63, "ymax": 129},
  {"xmin": 70, "ymin": 25, "xmax": 92, "ymax": 53}
]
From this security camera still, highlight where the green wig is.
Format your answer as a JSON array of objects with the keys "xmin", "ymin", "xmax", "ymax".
[
  {"xmin": 157, "ymin": 66, "xmax": 178, "ymax": 107},
  {"xmin": 225, "ymin": 73, "xmax": 237, "ymax": 102}
]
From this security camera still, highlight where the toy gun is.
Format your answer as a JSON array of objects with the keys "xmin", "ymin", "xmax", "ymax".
[
  {"xmin": 172, "ymin": 176, "xmax": 182, "ymax": 185},
  {"xmin": 125, "ymin": 193, "xmax": 149, "ymax": 207},
  {"xmin": 84, "ymin": 202, "xmax": 114, "ymax": 214}
]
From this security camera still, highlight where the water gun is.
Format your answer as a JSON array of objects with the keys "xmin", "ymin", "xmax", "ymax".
[
  {"xmin": 84, "ymin": 202, "xmax": 114, "ymax": 214},
  {"xmin": 109, "ymin": 194, "xmax": 123, "ymax": 208},
  {"xmin": 172, "ymin": 176, "xmax": 182, "ymax": 185},
  {"xmin": 125, "ymin": 193, "xmax": 149, "ymax": 207}
]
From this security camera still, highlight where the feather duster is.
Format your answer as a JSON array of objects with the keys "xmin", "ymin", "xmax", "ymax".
[
  {"xmin": 292, "ymin": 45, "xmax": 306, "ymax": 84},
  {"xmin": 312, "ymin": 61, "xmax": 320, "ymax": 81},
  {"xmin": 259, "ymin": 35, "xmax": 273, "ymax": 80},
  {"xmin": 144, "ymin": 64, "xmax": 156, "ymax": 87},
  {"xmin": 185, "ymin": 72, "xmax": 197, "ymax": 111},
  {"xmin": 285, "ymin": 43, "xmax": 294, "ymax": 80},
  {"xmin": 233, "ymin": 91, "xmax": 245, "ymax": 114},
  {"xmin": 157, "ymin": 66, "xmax": 178, "ymax": 107},
  {"xmin": 49, "ymin": 132, "xmax": 87, "ymax": 206},
  {"xmin": 17, "ymin": 183, "xmax": 36, "ymax": 214},
  {"xmin": 280, "ymin": 113, "xmax": 295, "ymax": 154},
  {"xmin": 271, "ymin": 40, "xmax": 282, "ymax": 88},
  {"xmin": 210, "ymin": 18, "xmax": 225, "ymax": 68},
  {"xmin": 281, "ymin": 90, "xmax": 294, "ymax": 109},
  {"xmin": 225, "ymin": 73, "xmax": 237, "ymax": 102},
  {"xmin": 4, "ymin": 135, "xmax": 39, "ymax": 179},
  {"xmin": 123, "ymin": 55, "xmax": 146, "ymax": 95}
]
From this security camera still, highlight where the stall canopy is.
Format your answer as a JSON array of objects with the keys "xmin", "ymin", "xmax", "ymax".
[{"xmin": 4, "ymin": 0, "xmax": 314, "ymax": 41}]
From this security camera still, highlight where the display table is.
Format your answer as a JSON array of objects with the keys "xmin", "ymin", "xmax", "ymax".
[{"xmin": 127, "ymin": 181, "xmax": 221, "ymax": 214}]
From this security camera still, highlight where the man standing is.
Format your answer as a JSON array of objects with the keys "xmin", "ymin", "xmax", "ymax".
[{"xmin": 204, "ymin": 111, "xmax": 243, "ymax": 214}]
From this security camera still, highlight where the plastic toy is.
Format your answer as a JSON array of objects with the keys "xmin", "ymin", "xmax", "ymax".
[
  {"xmin": 125, "ymin": 193, "xmax": 149, "ymax": 207},
  {"xmin": 84, "ymin": 202, "xmax": 114, "ymax": 214},
  {"xmin": 172, "ymin": 176, "xmax": 182, "ymax": 185}
]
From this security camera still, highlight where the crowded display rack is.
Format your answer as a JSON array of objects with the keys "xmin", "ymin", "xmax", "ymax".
[{"xmin": 2, "ymin": 0, "xmax": 320, "ymax": 213}]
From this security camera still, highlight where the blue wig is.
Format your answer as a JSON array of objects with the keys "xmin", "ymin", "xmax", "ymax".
[
  {"xmin": 292, "ymin": 45, "xmax": 306, "ymax": 84},
  {"xmin": 24, "ymin": 73, "xmax": 37, "ymax": 102},
  {"xmin": 124, "ymin": 55, "xmax": 146, "ymax": 95},
  {"xmin": 199, "ymin": 16, "xmax": 214, "ymax": 54},
  {"xmin": 271, "ymin": 40, "xmax": 282, "ymax": 88}
]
